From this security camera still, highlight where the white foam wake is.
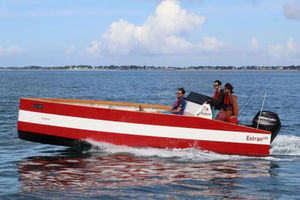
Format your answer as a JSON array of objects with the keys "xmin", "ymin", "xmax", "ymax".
[
  {"xmin": 84, "ymin": 139, "xmax": 248, "ymax": 162},
  {"xmin": 84, "ymin": 134, "xmax": 300, "ymax": 162},
  {"xmin": 270, "ymin": 134, "xmax": 300, "ymax": 156}
]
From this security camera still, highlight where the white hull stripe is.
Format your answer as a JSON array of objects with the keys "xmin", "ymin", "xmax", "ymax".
[{"xmin": 18, "ymin": 110, "xmax": 271, "ymax": 145}]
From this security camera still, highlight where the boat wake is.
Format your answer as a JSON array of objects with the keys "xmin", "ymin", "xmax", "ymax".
[
  {"xmin": 84, "ymin": 139, "xmax": 251, "ymax": 162},
  {"xmin": 84, "ymin": 134, "xmax": 300, "ymax": 162},
  {"xmin": 270, "ymin": 134, "xmax": 300, "ymax": 156}
]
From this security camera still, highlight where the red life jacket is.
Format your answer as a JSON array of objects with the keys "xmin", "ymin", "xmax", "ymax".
[
  {"xmin": 213, "ymin": 91, "xmax": 220, "ymax": 101},
  {"xmin": 224, "ymin": 94, "xmax": 230, "ymax": 105}
]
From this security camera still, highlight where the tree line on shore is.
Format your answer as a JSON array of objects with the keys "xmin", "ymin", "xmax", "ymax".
[{"xmin": 0, "ymin": 65, "xmax": 299, "ymax": 70}]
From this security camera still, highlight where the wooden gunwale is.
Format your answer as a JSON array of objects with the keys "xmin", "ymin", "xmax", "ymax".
[{"xmin": 22, "ymin": 98, "xmax": 172, "ymax": 110}]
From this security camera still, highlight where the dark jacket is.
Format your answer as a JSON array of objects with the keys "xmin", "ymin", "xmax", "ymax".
[{"xmin": 210, "ymin": 89, "xmax": 225, "ymax": 110}]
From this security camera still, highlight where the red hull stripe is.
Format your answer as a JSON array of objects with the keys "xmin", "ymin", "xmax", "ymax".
[
  {"xmin": 18, "ymin": 110, "xmax": 271, "ymax": 145},
  {"xmin": 18, "ymin": 121, "xmax": 269, "ymax": 155},
  {"xmin": 19, "ymin": 98, "xmax": 270, "ymax": 134}
]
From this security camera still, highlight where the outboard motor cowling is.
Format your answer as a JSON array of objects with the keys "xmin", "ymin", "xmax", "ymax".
[{"xmin": 252, "ymin": 111, "xmax": 281, "ymax": 144}]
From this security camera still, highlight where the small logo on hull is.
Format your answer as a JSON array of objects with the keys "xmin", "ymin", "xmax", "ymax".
[{"xmin": 246, "ymin": 135, "xmax": 269, "ymax": 142}]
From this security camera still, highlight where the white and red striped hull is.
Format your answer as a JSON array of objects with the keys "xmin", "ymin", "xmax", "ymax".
[{"xmin": 18, "ymin": 98, "xmax": 272, "ymax": 156}]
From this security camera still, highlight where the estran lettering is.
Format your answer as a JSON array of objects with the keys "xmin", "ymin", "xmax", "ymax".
[{"xmin": 246, "ymin": 135, "xmax": 269, "ymax": 142}]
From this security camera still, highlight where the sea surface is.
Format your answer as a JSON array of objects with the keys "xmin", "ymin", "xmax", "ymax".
[{"xmin": 0, "ymin": 70, "xmax": 300, "ymax": 199}]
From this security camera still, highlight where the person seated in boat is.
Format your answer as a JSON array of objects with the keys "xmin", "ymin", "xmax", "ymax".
[
  {"xmin": 216, "ymin": 83, "xmax": 239, "ymax": 123},
  {"xmin": 207, "ymin": 80, "xmax": 225, "ymax": 119},
  {"xmin": 162, "ymin": 87, "xmax": 186, "ymax": 115}
]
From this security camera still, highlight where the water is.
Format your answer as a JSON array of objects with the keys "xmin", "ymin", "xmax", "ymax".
[{"xmin": 1, "ymin": 70, "xmax": 300, "ymax": 199}]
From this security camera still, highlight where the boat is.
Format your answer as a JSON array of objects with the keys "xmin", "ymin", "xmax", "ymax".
[{"xmin": 17, "ymin": 92, "xmax": 281, "ymax": 156}]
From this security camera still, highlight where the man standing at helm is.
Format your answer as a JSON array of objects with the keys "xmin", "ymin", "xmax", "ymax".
[{"xmin": 210, "ymin": 80, "xmax": 225, "ymax": 119}]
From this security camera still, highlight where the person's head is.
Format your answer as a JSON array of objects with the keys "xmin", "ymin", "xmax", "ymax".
[
  {"xmin": 224, "ymin": 83, "xmax": 233, "ymax": 94},
  {"xmin": 214, "ymin": 80, "xmax": 222, "ymax": 91},
  {"xmin": 177, "ymin": 87, "xmax": 185, "ymax": 99}
]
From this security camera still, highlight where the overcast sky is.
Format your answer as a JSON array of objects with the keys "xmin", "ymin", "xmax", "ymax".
[{"xmin": 1, "ymin": 0, "xmax": 300, "ymax": 67}]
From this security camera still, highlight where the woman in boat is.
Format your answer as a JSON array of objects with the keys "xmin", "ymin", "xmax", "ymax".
[{"xmin": 223, "ymin": 83, "xmax": 239, "ymax": 124}]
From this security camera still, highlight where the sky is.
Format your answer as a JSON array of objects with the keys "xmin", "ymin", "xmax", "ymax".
[{"xmin": 0, "ymin": 0, "xmax": 300, "ymax": 67}]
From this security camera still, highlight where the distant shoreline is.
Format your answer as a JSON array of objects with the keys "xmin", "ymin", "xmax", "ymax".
[{"xmin": 0, "ymin": 65, "xmax": 299, "ymax": 71}]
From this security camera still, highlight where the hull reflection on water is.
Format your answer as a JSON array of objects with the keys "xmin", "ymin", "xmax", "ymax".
[{"xmin": 18, "ymin": 152, "xmax": 277, "ymax": 199}]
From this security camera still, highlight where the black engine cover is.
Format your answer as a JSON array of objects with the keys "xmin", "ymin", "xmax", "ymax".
[{"xmin": 252, "ymin": 111, "xmax": 281, "ymax": 143}]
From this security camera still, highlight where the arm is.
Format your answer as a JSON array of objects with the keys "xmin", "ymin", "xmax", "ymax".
[
  {"xmin": 231, "ymin": 95, "xmax": 239, "ymax": 116},
  {"xmin": 169, "ymin": 107, "xmax": 182, "ymax": 114}
]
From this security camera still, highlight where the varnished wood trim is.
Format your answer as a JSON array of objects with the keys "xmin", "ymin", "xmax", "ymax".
[{"xmin": 22, "ymin": 98, "xmax": 172, "ymax": 110}]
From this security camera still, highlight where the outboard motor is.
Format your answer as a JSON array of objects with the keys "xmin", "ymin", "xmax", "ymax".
[{"xmin": 252, "ymin": 111, "xmax": 281, "ymax": 143}]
